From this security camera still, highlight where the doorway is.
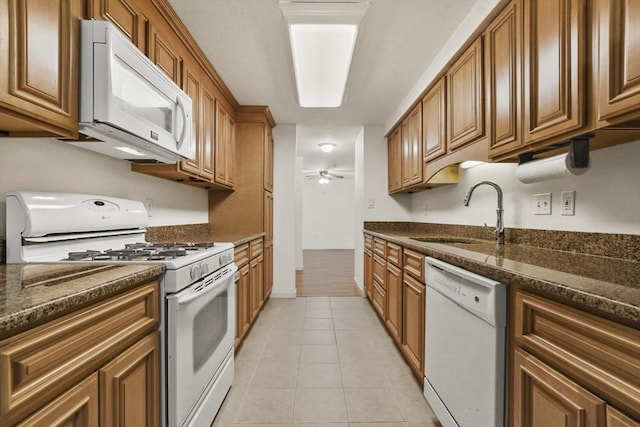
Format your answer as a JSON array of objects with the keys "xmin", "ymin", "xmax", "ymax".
[{"xmin": 296, "ymin": 249, "xmax": 360, "ymax": 296}]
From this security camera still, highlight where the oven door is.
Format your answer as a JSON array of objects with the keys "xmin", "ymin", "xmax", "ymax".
[{"xmin": 166, "ymin": 263, "xmax": 237, "ymax": 427}]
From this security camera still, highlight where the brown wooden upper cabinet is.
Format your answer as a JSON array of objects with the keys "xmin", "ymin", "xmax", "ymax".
[
  {"xmin": 401, "ymin": 103, "xmax": 424, "ymax": 187},
  {"xmin": 447, "ymin": 37, "xmax": 485, "ymax": 151},
  {"xmin": 486, "ymin": 0, "xmax": 523, "ymax": 158},
  {"xmin": 88, "ymin": 0, "xmax": 148, "ymax": 52},
  {"xmin": 215, "ymin": 102, "xmax": 236, "ymax": 188},
  {"xmin": 422, "ymin": 77, "xmax": 447, "ymax": 162},
  {"xmin": 388, "ymin": 126, "xmax": 403, "ymax": 193},
  {"xmin": 148, "ymin": 21, "xmax": 183, "ymax": 86},
  {"xmin": 0, "ymin": 0, "xmax": 81, "ymax": 138},
  {"xmin": 523, "ymin": 0, "xmax": 587, "ymax": 144},
  {"xmin": 596, "ymin": 0, "xmax": 640, "ymax": 125}
]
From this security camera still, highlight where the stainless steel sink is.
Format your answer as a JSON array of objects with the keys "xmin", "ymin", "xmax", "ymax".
[{"xmin": 410, "ymin": 236, "xmax": 478, "ymax": 244}]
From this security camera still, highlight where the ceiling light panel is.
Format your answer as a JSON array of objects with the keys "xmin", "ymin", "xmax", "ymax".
[{"xmin": 280, "ymin": 2, "xmax": 369, "ymax": 108}]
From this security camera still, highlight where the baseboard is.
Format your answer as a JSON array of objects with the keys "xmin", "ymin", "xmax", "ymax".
[{"xmin": 270, "ymin": 289, "xmax": 297, "ymax": 298}]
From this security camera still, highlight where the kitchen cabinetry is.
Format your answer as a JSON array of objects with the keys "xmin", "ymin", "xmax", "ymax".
[
  {"xmin": 234, "ymin": 237, "xmax": 267, "ymax": 348},
  {"xmin": 364, "ymin": 248, "xmax": 373, "ymax": 300},
  {"xmin": 511, "ymin": 289, "xmax": 640, "ymax": 426},
  {"xmin": 210, "ymin": 106, "xmax": 275, "ymax": 311},
  {"xmin": 486, "ymin": 0, "xmax": 523, "ymax": 158},
  {"xmin": 596, "ymin": 0, "xmax": 640, "ymax": 125},
  {"xmin": 401, "ymin": 248, "xmax": 425, "ymax": 380},
  {"xmin": 401, "ymin": 104, "xmax": 423, "ymax": 187},
  {"xmin": 215, "ymin": 103, "xmax": 236, "ymax": 188},
  {"xmin": 523, "ymin": 0, "xmax": 587, "ymax": 144},
  {"xmin": 0, "ymin": 281, "xmax": 160, "ymax": 426},
  {"xmin": 386, "ymin": 262, "xmax": 403, "ymax": 344},
  {"xmin": 87, "ymin": 0, "xmax": 148, "ymax": 52},
  {"xmin": 0, "ymin": 0, "xmax": 81, "ymax": 138},
  {"xmin": 387, "ymin": 127, "xmax": 403, "ymax": 193},
  {"xmin": 148, "ymin": 21, "xmax": 182, "ymax": 85},
  {"xmin": 422, "ymin": 77, "xmax": 447, "ymax": 162},
  {"xmin": 447, "ymin": 37, "xmax": 485, "ymax": 151}
]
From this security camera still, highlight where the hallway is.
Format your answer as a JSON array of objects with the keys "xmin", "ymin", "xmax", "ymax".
[
  {"xmin": 296, "ymin": 250, "xmax": 361, "ymax": 297},
  {"xmin": 213, "ymin": 296, "xmax": 440, "ymax": 426}
]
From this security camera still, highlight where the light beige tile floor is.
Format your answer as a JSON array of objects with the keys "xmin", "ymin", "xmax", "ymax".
[{"xmin": 213, "ymin": 297, "xmax": 441, "ymax": 426}]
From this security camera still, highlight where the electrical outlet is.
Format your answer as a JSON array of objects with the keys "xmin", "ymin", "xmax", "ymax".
[
  {"xmin": 534, "ymin": 193, "xmax": 552, "ymax": 215},
  {"xmin": 561, "ymin": 191, "xmax": 575, "ymax": 216},
  {"xmin": 367, "ymin": 199, "xmax": 375, "ymax": 209}
]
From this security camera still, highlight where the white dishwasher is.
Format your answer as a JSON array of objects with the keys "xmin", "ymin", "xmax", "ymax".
[{"xmin": 423, "ymin": 257, "xmax": 507, "ymax": 427}]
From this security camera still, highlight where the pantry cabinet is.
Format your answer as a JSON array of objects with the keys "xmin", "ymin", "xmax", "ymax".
[
  {"xmin": 522, "ymin": 0, "xmax": 587, "ymax": 144},
  {"xmin": 0, "ymin": 281, "xmax": 160, "ymax": 427},
  {"xmin": 447, "ymin": 37, "xmax": 485, "ymax": 151},
  {"xmin": 0, "ymin": 0, "xmax": 81, "ymax": 138},
  {"xmin": 596, "ymin": 0, "xmax": 640, "ymax": 125},
  {"xmin": 511, "ymin": 290, "xmax": 640, "ymax": 426},
  {"xmin": 486, "ymin": 0, "xmax": 523, "ymax": 158}
]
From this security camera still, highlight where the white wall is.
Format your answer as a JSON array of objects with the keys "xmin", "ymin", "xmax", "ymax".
[
  {"xmin": 302, "ymin": 176, "xmax": 356, "ymax": 249},
  {"xmin": 0, "ymin": 138, "xmax": 208, "ymax": 238},
  {"xmin": 353, "ymin": 128, "xmax": 365, "ymax": 290},
  {"xmin": 409, "ymin": 140, "xmax": 640, "ymax": 234},
  {"xmin": 272, "ymin": 125, "xmax": 297, "ymax": 297},
  {"xmin": 294, "ymin": 156, "xmax": 304, "ymax": 270}
]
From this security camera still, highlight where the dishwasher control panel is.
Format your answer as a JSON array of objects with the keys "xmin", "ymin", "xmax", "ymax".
[{"xmin": 426, "ymin": 257, "xmax": 506, "ymax": 327}]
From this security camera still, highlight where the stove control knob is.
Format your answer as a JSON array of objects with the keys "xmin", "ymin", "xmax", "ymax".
[{"xmin": 190, "ymin": 264, "xmax": 201, "ymax": 280}]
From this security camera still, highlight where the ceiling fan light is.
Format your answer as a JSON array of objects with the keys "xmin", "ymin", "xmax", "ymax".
[
  {"xmin": 318, "ymin": 177, "xmax": 330, "ymax": 184},
  {"xmin": 319, "ymin": 142, "xmax": 336, "ymax": 153}
]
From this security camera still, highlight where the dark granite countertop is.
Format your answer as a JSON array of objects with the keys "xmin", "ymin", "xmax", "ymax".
[
  {"xmin": 0, "ymin": 263, "xmax": 165, "ymax": 339},
  {"xmin": 364, "ymin": 230, "xmax": 640, "ymax": 326},
  {"xmin": 145, "ymin": 224, "xmax": 265, "ymax": 248}
]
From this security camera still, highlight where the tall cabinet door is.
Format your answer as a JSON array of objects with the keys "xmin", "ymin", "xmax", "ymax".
[
  {"xmin": 264, "ymin": 127, "xmax": 274, "ymax": 192},
  {"xmin": 0, "ymin": 0, "xmax": 80, "ymax": 136},
  {"xmin": 387, "ymin": 127, "xmax": 402, "ymax": 193},
  {"xmin": 597, "ymin": 0, "xmax": 640, "ymax": 123},
  {"xmin": 523, "ymin": 0, "xmax": 587, "ymax": 144},
  {"xmin": 401, "ymin": 274, "xmax": 425, "ymax": 380},
  {"xmin": 422, "ymin": 77, "xmax": 447, "ymax": 162},
  {"xmin": 385, "ymin": 263, "xmax": 402, "ymax": 344}
]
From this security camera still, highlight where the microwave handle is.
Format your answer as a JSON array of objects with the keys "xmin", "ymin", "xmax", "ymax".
[
  {"xmin": 176, "ymin": 96, "xmax": 188, "ymax": 150},
  {"xmin": 175, "ymin": 264, "xmax": 237, "ymax": 308}
]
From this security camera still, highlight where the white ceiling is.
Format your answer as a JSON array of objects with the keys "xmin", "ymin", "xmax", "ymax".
[{"xmin": 167, "ymin": 0, "xmax": 478, "ymax": 171}]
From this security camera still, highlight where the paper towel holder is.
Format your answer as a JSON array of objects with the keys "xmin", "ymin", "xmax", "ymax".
[{"xmin": 518, "ymin": 134, "xmax": 593, "ymax": 168}]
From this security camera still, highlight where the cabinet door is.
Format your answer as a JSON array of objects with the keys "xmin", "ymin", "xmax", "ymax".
[
  {"xmin": 87, "ymin": 0, "xmax": 147, "ymax": 52},
  {"xmin": 249, "ymin": 256, "xmax": 264, "ymax": 319},
  {"xmin": 199, "ymin": 85, "xmax": 216, "ymax": 179},
  {"xmin": 264, "ymin": 244, "xmax": 273, "ymax": 297},
  {"xmin": 263, "ymin": 191, "xmax": 274, "ymax": 245},
  {"xmin": 99, "ymin": 332, "xmax": 160, "ymax": 427},
  {"xmin": 487, "ymin": 0, "xmax": 523, "ymax": 157},
  {"xmin": 372, "ymin": 254, "xmax": 386, "ymax": 288},
  {"xmin": 236, "ymin": 263, "xmax": 251, "ymax": 342},
  {"xmin": 447, "ymin": 37, "xmax": 485, "ymax": 151},
  {"xmin": 372, "ymin": 280, "xmax": 386, "ymax": 319},
  {"xmin": 16, "ymin": 375, "xmax": 99, "ymax": 427},
  {"xmin": 401, "ymin": 273, "xmax": 425, "ymax": 379},
  {"xmin": 179, "ymin": 62, "xmax": 202, "ymax": 176},
  {"xmin": 597, "ymin": 0, "xmax": 640, "ymax": 123},
  {"xmin": 523, "ymin": 0, "xmax": 587, "ymax": 143},
  {"xmin": 422, "ymin": 77, "xmax": 447, "ymax": 162},
  {"xmin": 0, "ymin": 0, "xmax": 80, "ymax": 137},
  {"xmin": 148, "ymin": 22, "xmax": 182, "ymax": 85},
  {"xmin": 264, "ymin": 127, "xmax": 274, "ymax": 192},
  {"xmin": 401, "ymin": 104, "xmax": 423, "ymax": 187},
  {"xmin": 385, "ymin": 263, "xmax": 402, "ymax": 344},
  {"xmin": 215, "ymin": 102, "xmax": 233, "ymax": 187},
  {"xmin": 387, "ymin": 127, "xmax": 403, "ymax": 193},
  {"xmin": 512, "ymin": 348, "xmax": 606, "ymax": 427},
  {"xmin": 364, "ymin": 249, "xmax": 373, "ymax": 300},
  {"xmin": 606, "ymin": 406, "xmax": 640, "ymax": 427}
]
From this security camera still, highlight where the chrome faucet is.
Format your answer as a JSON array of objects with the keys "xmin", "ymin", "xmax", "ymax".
[{"xmin": 463, "ymin": 180, "xmax": 504, "ymax": 245}]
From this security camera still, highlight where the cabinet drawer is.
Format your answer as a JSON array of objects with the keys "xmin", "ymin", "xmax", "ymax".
[
  {"xmin": 373, "ymin": 254, "xmax": 386, "ymax": 289},
  {"xmin": 249, "ymin": 238, "xmax": 263, "ymax": 259},
  {"xmin": 364, "ymin": 234, "xmax": 373, "ymax": 250},
  {"xmin": 372, "ymin": 280, "xmax": 386, "ymax": 319},
  {"xmin": 372, "ymin": 238, "xmax": 387, "ymax": 257},
  {"xmin": 387, "ymin": 242, "xmax": 402, "ymax": 267},
  {"xmin": 0, "ymin": 281, "xmax": 159, "ymax": 425},
  {"xmin": 234, "ymin": 243, "xmax": 249, "ymax": 266},
  {"xmin": 514, "ymin": 290, "xmax": 640, "ymax": 420},
  {"xmin": 403, "ymin": 249, "xmax": 424, "ymax": 281}
]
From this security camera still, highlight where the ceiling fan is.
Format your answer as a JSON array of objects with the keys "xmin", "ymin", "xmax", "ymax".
[{"xmin": 304, "ymin": 164, "xmax": 347, "ymax": 184}]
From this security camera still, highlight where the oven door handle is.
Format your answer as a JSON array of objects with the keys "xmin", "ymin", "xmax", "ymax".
[{"xmin": 175, "ymin": 264, "xmax": 238, "ymax": 308}]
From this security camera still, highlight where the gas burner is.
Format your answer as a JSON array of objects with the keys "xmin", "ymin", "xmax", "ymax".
[
  {"xmin": 158, "ymin": 248, "xmax": 188, "ymax": 258},
  {"xmin": 67, "ymin": 250, "xmax": 102, "ymax": 261},
  {"xmin": 125, "ymin": 242, "xmax": 150, "ymax": 250},
  {"xmin": 105, "ymin": 249, "xmax": 153, "ymax": 260}
]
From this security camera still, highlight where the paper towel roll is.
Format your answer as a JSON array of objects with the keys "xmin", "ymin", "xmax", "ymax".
[{"xmin": 515, "ymin": 152, "xmax": 590, "ymax": 184}]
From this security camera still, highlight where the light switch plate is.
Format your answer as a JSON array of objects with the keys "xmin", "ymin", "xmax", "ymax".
[{"xmin": 534, "ymin": 193, "xmax": 552, "ymax": 215}]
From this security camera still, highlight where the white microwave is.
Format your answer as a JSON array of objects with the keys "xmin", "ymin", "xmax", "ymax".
[{"xmin": 71, "ymin": 20, "xmax": 194, "ymax": 163}]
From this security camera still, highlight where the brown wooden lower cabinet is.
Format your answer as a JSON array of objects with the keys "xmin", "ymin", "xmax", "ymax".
[
  {"xmin": 16, "ymin": 374, "xmax": 99, "ymax": 427},
  {"xmin": 235, "ymin": 238, "xmax": 268, "ymax": 348},
  {"xmin": 0, "ymin": 281, "xmax": 160, "ymax": 427},
  {"xmin": 364, "ymin": 248, "xmax": 373, "ymax": 299},
  {"xmin": 385, "ymin": 262, "xmax": 402, "ymax": 343},
  {"xmin": 401, "ymin": 273, "xmax": 425, "ymax": 380},
  {"xmin": 512, "ymin": 348, "xmax": 607, "ymax": 427},
  {"xmin": 372, "ymin": 280, "xmax": 386, "ymax": 318}
]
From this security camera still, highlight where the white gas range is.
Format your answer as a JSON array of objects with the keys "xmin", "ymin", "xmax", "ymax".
[{"xmin": 5, "ymin": 191, "xmax": 236, "ymax": 427}]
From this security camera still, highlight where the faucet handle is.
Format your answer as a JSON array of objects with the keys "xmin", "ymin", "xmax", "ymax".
[{"xmin": 483, "ymin": 223, "xmax": 498, "ymax": 236}]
